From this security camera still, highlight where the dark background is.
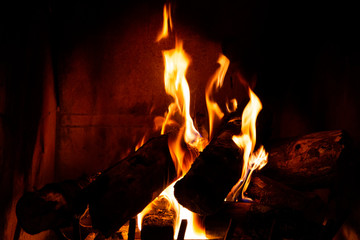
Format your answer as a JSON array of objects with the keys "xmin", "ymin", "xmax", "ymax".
[{"xmin": 1, "ymin": 0, "xmax": 359, "ymax": 239}]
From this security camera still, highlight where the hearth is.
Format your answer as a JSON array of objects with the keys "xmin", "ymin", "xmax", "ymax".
[{"xmin": 1, "ymin": 0, "xmax": 360, "ymax": 239}]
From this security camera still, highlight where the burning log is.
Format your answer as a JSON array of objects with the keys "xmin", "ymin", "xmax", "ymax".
[
  {"xmin": 263, "ymin": 130, "xmax": 346, "ymax": 188},
  {"xmin": 174, "ymin": 119, "xmax": 243, "ymax": 215},
  {"xmin": 87, "ymin": 134, "xmax": 177, "ymax": 237},
  {"xmin": 16, "ymin": 134, "xmax": 177, "ymax": 237},
  {"xmin": 141, "ymin": 196, "xmax": 176, "ymax": 240},
  {"xmin": 189, "ymin": 174, "xmax": 326, "ymax": 238},
  {"xmin": 174, "ymin": 127, "xmax": 345, "ymax": 215}
]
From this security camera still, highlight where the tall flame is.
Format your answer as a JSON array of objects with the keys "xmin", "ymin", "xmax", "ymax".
[
  {"xmin": 138, "ymin": 3, "xmax": 268, "ymax": 239},
  {"xmin": 138, "ymin": 3, "xmax": 207, "ymax": 239},
  {"xmin": 205, "ymin": 54, "xmax": 230, "ymax": 140},
  {"xmin": 162, "ymin": 41, "xmax": 202, "ymax": 147},
  {"xmin": 226, "ymin": 88, "xmax": 268, "ymax": 201}
]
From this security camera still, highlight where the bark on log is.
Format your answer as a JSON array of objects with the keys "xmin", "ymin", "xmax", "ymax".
[
  {"xmin": 87, "ymin": 134, "xmax": 177, "ymax": 237},
  {"xmin": 141, "ymin": 196, "xmax": 176, "ymax": 240},
  {"xmin": 16, "ymin": 179, "xmax": 89, "ymax": 234},
  {"xmin": 174, "ymin": 119, "xmax": 244, "ymax": 215},
  {"xmin": 246, "ymin": 174, "xmax": 326, "ymax": 224},
  {"xmin": 262, "ymin": 130, "xmax": 346, "ymax": 188}
]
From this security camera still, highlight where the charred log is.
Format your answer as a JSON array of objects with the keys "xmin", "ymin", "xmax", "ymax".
[
  {"xmin": 246, "ymin": 174, "xmax": 326, "ymax": 224},
  {"xmin": 16, "ymin": 179, "xmax": 89, "ymax": 234},
  {"xmin": 175, "ymin": 128, "xmax": 345, "ymax": 215},
  {"xmin": 174, "ymin": 119, "xmax": 243, "ymax": 215},
  {"xmin": 17, "ymin": 134, "xmax": 177, "ymax": 237},
  {"xmin": 87, "ymin": 134, "xmax": 177, "ymax": 237},
  {"xmin": 263, "ymin": 130, "xmax": 346, "ymax": 189}
]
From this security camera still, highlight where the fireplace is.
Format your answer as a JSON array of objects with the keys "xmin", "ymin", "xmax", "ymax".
[{"xmin": 1, "ymin": 0, "xmax": 360, "ymax": 239}]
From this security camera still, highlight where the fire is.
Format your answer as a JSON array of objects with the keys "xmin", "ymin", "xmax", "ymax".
[
  {"xmin": 226, "ymin": 88, "xmax": 268, "ymax": 201},
  {"xmin": 137, "ymin": 2, "xmax": 267, "ymax": 239},
  {"xmin": 138, "ymin": 3, "xmax": 207, "ymax": 239},
  {"xmin": 205, "ymin": 54, "xmax": 230, "ymax": 140}
]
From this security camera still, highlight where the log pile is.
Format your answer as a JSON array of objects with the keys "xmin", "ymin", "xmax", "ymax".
[{"xmin": 15, "ymin": 115, "xmax": 348, "ymax": 239}]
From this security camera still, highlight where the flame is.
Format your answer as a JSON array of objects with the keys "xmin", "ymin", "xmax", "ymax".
[
  {"xmin": 205, "ymin": 54, "xmax": 230, "ymax": 140},
  {"xmin": 138, "ymin": 4, "xmax": 207, "ymax": 239},
  {"xmin": 138, "ymin": 3, "xmax": 267, "ymax": 238},
  {"xmin": 156, "ymin": 3, "xmax": 173, "ymax": 42},
  {"xmin": 226, "ymin": 88, "xmax": 268, "ymax": 201}
]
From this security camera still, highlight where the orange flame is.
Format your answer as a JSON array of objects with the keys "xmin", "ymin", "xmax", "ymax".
[
  {"xmin": 205, "ymin": 54, "xmax": 230, "ymax": 140},
  {"xmin": 226, "ymin": 88, "xmax": 268, "ymax": 201},
  {"xmin": 138, "ymin": 4, "xmax": 207, "ymax": 239},
  {"xmin": 138, "ymin": 3, "xmax": 267, "ymax": 238},
  {"xmin": 156, "ymin": 3, "xmax": 173, "ymax": 42}
]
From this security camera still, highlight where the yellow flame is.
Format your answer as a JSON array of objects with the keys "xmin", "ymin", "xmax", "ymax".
[
  {"xmin": 161, "ymin": 40, "xmax": 204, "ymax": 150},
  {"xmin": 138, "ymin": 4, "xmax": 207, "ymax": 238},
  {"xmin": 205, "ymin": 54, "xmax": 230, "ymax": 140},
  {"xmin": 156, "ymin": 3, "xmax": 173, "ymax": 42},
  {"xmin": 226, "ymin": 88, "xmax": 268, "ymax": 201}
]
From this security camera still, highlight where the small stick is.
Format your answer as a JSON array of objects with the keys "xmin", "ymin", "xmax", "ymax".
[
  {"xmin": 128, "ymin": 218, "xmax": 136, "ymax": 240},
  {"xmin": 177, "ymin": 219, "xmax": 188, "ymax": 240}
]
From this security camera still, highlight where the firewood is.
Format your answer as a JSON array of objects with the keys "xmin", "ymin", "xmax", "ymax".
[
  {"xmin": 204, "ymin": 173, "xmax": 327, "ymax": 239},
  {"xmin": 246, "ymin": 174, "xmax": 326, "ymax": 224},
  {"xmin": 263, "ymin": 130, "xmax": 346, "ymax": 188},
  {"xmin": 174, "ymin": 119, "xmax": 244, "ymax": 215},
  {"xmin": 174, "ymin": 128, "xmax": 345, "ymax": 215},
  {"xmin": 16, "ymin": 179, "xmax": 90, "ymax": 234},
  {"xmin": 87, "ymin": 134, "xmax": 177, "ymax": 237},
  {"xmin": 141, "ymin": 196, "xmax": 176, "ymax": 240},
  {"xmin": 16, "ymin": 134, "xmax": 177, "ymax": 237}
]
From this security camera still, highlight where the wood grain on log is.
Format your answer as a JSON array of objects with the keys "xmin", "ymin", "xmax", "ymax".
[{"xmin": 263, "ymin": 130, "xmax": 346, "ymax": 188}]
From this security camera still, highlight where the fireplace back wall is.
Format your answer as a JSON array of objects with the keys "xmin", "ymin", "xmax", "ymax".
[{"xmin": 1, "ymin": 0, "xmax": 360, "ymax": 239}]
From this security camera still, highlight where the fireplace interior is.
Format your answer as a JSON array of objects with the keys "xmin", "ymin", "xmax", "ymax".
[{"xmin": 1, "ymin": 0, "xmax": 360, "ymax": 239}]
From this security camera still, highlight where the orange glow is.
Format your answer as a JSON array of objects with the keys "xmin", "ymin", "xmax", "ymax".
[
  {"xmin": 226, "ymin": 88, "xmax": 268, "ymax": 201},
  {"xmin": 205, "ymin": 54, "xmax": 230, "ymax": 140},
  {"xmin": 156, "ymin": 3, "xmax": 173, "ymax": 42},
  {"xmin": 226, "ymin": 98, "xmax": 238, "ymax": 113}
]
